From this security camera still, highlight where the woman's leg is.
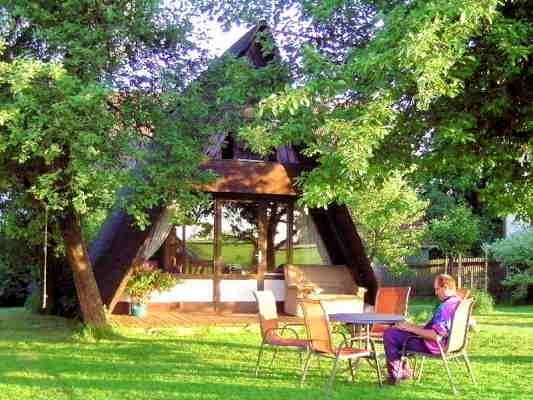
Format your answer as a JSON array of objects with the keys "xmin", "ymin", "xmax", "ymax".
[{"xmin": 383, "ymin": 328, "xmax": 429, "ymax": 383}]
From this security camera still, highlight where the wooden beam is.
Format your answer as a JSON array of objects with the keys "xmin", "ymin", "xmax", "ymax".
[
  {"xmin": 162, "ymin": 226, "xmax": 176, "ymax": 270},
  {"xmin": 213, "ymin": 198, "xmax": 222, "ymax": 312},
  {"xmin": 182, "ymin": 225, "xmax": 188, "ymax": 273},
  {"xmin": 256, "ymin": 200, "xmax": 268, "ymax": 291},
  {"xmin": 287, "ymin": 201, "xmax": 294, "ymax": 265}
]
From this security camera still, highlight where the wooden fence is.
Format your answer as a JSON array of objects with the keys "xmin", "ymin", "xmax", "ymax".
[{"xmin": 375, "ymin": 257, "xmax": 506, "ymax": 298}]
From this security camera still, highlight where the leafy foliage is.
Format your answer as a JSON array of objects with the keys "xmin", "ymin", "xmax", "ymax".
[
  {"xmin": 0, "ymin": 0, "xmax": 203, "ymax": 88},
  {"xmin": 195, "ymin": 0, "xmax": 381, "ymax": 76},
  {"xmin": 349, "ymin": 172, "xmax": 428, "ymax": 270},
  {"xmin": 0, "ymin": 242, "xmax": 33, "ymax": 306},
  {"xmin": 0, "ymin": 1, "xmax": 218, "ymax": 324},
  {"xmin": 428, "ymin": 204, "xmax": 482, "ymax": 256},
  {"xmin": 486, "ymin": 229, "xmax": 533, "ymax": 269},
  {"xmin": 0, "ymin": 201, "xmax": 41, "ymax": 307},
  {"xmin": 487, "ymin": 229, "xmax": 533, "ymax": 302},
  {"xmin": 201, "ymin": 0, "xmax": 532, "ymax": 222},
  {"xmin": 421, "ymin": 182, "xmax": 502, "ymax": 255},
  {"xmin": 125, "ymin": 265, "xmax": 178, "ymax": 305},
  {"xmin": 470, "ymin": 288, "xmax": 495, "ymax": 314}
]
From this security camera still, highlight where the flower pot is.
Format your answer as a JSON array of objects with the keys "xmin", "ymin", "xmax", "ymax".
[{"xmin": 131, "ymin": 303, "xmax": 148, "ymax": 318}]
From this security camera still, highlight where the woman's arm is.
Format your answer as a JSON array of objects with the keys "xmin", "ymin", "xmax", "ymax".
[{"xmin": 394, "ymin": 321, "xmax": 439, "ymax": 341}]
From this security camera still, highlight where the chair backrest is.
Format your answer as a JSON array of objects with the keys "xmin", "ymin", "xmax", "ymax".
[
  {"xmin": 445, "ymin": 297, "xmax": 475, "ymax": 354},
  {"xmin": 374, "ymin": 286, "xmax": 411, "ymax": 315},
  {"xmin": 300, "ymin": 300, "xmax": 335, "ymax": 354},
  {"xmin": 253, "ymin": 290, "xmax": 279, "ymax": 340}
]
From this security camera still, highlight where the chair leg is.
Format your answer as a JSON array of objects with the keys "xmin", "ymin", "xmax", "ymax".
[
  {"xmin": 255, "ymin": 342, "xmax": 266, "ymax": 377},
  {"xmin": 270, "ymin": 347, "xmax": 279, "ymax": 368},
  {"xmin": 369, "ymin": 338, "xmax": 382, "ymax": 386},
  {"xmin": 348, "ymin": 359, "xmax": 356, "ymax": 382},
  {"xmin": 404, "ymin": 355, "xmax": 414, "ymax": 376},
  {"xmin": 463, "ymin": 353, "xmax": 477, "ymax": 385},
  {"xmin": 300, "ymin": 351, "xmax": 313, "ymax": 387},
  {"xmin": 373, "ymin": 353, "xmax": 383, "ymax": 386},
  {"xmin": 416, "ymin": 356, "xmax": 425, "ymax": 382},
  {"xmin": 327, "ymin": 356, "xmax": 341, "ymax": 390},
  {"xmin": 441, "ymin": 355, "xmax": 458, "ymax": 395}
]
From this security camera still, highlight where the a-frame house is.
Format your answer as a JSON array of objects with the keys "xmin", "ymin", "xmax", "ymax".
[{"xmin": 88, "ymin": 24, "xmax": 378, "ymax": 315}]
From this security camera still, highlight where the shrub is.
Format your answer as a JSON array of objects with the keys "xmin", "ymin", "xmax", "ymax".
[
  {"xmin": 0, "ymin": 249, "xmax": 34, "ymax": 307},
  {"xmin": 24, "ymin": 286, "xmax": 42, "ymax": 313},
  {"xmin": 470, "ymin": 289, "xmax": 494, "ymax": 314},
  {"xmin": 126, "ymin": 265, "xmax": 179, "ymax": 305},
  {"xmin": 486, "ymin": 229, "xmax": 533, "ymax": 303},
  {"xmin": 428, "ymin": 204, "xmax": 482, "ymax": 256}
]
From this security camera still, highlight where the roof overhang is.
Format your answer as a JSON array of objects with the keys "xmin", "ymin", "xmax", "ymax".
[{"xmin": 201, "ymin": 160, "xmax": 306, "ymax": 196}]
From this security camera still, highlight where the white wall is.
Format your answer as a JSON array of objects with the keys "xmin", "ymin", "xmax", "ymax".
[
  {"xmin": 265, "ymin": 279, "xmax": 286, "ymax": 301},
  {"xmin": 148, "ymin": 280, "xmax": 213, "ymax": 303},
  {"xmin": 219, "ymin": 280, "xmax": 257, "ymax": 302},
  {"xmin": 147, "ymin": 278, "xmax": 286, "ymax": 303}
]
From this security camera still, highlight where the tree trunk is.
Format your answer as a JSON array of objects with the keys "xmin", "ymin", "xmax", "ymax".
[
  {"xmin": 58, "ymin": 208, "xmax": 107, "ymax": 326},
  {"xmin": 266, "ymin": 218, "xmax": 279, "ymax": 271}
]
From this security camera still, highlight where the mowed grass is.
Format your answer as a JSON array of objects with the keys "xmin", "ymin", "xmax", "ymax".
[{"xmin": 1, "ymin": 304, "xmax": 532, "ymax": 400}]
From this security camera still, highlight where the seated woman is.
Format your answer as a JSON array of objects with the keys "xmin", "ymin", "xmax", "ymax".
[{"xmin": 383, "ymin": 274, "xmax": 461, "ymax": 384}]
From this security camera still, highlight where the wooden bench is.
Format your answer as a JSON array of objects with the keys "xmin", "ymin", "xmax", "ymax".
[{"xmin": 283, "ymin": 264, "xmax": 366, "ymax": 316}]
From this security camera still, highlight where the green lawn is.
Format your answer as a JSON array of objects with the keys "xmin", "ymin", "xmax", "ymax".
[
  {"xmin": 1, "ymin": 304, "xmax": 532, "ymax": 399},
  {"xmin": 188, "ymin": 241, "xmax": 325, "ymax": 270}
]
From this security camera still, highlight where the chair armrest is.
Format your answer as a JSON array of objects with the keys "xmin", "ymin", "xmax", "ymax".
[
  {"xmin": 280, "ymin": 321, "xmax": 304, "ymax": 329},
  {"xmin": 265, "ymin": 326, "xmax": 299, "ymax": 339}
]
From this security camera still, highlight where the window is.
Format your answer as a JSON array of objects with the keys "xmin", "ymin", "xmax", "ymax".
[
  {"xmin": 162, "ymin": 204, "xmax": 215, "ymax": 275},
  {"xmin": 292, "ymin": 207, "xmax": 331, "ymax": 265}
]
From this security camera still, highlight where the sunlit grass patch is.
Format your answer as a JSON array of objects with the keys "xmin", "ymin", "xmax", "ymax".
[{"xmin": 1, "ymin": 304, "xmax": 532, "ymax": 400}]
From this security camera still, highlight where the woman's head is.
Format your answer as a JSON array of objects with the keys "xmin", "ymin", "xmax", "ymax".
[{"xmin": 433, "ymin": 274, "xmax": 457, "ymax": 300}]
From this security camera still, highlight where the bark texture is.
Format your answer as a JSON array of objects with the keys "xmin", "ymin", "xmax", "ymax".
[{"xmin": 59, "ymin": 209, "xmax": 107, "ymax": 326}]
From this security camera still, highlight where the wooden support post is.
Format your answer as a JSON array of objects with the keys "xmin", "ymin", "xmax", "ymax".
[
  {"xmin": 484, "ymin": 250, "xmax": 489, "ymax": 292},
  {"xmin": 257, "ymin": 200, "xmax": 267, "ymax": 291},
  {"xmin": 457, "ymin": 254, "xmax": 463, "ymax": 288},
  {"xmin": 213, "ymin": 198, "xmax": 222, "ymax": 312},
  {"xmin": 182, "ymin": 225, "xmax": 187, "ymax": 273},
  {"xmin": 287, "ymin": 201, "xmax": 294, "ymax": 265}
]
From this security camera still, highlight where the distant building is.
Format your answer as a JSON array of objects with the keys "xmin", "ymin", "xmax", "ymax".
[{"xmin": 504, "ymin": 215, "xmax": 531, "ymax": 239}]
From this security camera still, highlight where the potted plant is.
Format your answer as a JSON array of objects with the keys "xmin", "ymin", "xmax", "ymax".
[{"xmin": 126, "ymin": 264, "xmax": 178, "ymax": 317}]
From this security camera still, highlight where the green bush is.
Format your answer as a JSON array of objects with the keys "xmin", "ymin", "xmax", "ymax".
[
  {"xmin": 470, "ymin": 289, "xmax": 494, "ymax": 314},
  {"xmin": 126, "ymin": 266, "xmax": 179, "ymax": 304},
  {"xmin": 24, "ymin": 287, "xmax": 43, "ymax": 313},
  {"xmin": 0, "ymin": 251, "xmax": 34, "ymax": 306},
  {"xmin": 486, "ymin": 229, "xmax": 533, "ymax": 303}
]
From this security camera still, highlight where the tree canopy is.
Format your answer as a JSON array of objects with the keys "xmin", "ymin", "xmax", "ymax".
[
  {"xmin": 0, "ymin": 1, "xmax": 292, "ymax": 325},
  {"xmin": 202, "ymin": 0, "xmax": 531, "ymax": 220},
  {"xmin": 0, "ymin": 1, "xmax": 208, "ymax": 325},
  {"xmin": 1, "ymin": 0, "xmax": 532, "ymax": 321},
  {"xmin": 349, "ymin": 172, "xmax": 428, "ymax": 270}
]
